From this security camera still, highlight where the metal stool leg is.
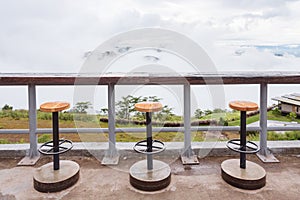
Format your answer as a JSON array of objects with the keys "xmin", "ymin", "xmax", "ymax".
[
  {"xmin": 52, "ymin": 112, "xmax": 59, "ymax": 170},
  {"xmin": 129, "ymin": 102, "xmax": 171, "ymax": 191},
  {"xmin": 146, "ymin": 112, "xmax": 153, "ymax": 170},
  {"xmin": 222, "ymin": 101, "xmax": 266, "ymax": 190},
  {"xmin": 240, "ymin": 111, "xmax": 246, "ymax": 169},
  {"xmin": 34, "ymin": 101, "xmax": 80, "ymax": 193}
]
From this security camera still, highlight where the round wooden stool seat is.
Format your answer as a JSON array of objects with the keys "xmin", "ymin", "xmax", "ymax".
[
  {"xmin": 131, "ymin": 101, "xmax": 170, "ymax": 191},
  {"xmin": 229, "ymin": 101, "xmax": 258, "ymax": 112},
  {"xmin": 35, "ymin": 101, "xmax": 78, "ymax": 193},
  {"xmin": 134, "ymin": 102, "xmax": 163, "ymax": 112},
  {"xmin": 223, "ymin": 100, "xmax": 265, "ymax": 190},
  {"xmin": 40, "ymin": 102, "xmax": 70, "ymax": 112}
]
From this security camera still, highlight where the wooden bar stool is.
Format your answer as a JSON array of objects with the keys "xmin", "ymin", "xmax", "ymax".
[
  {"xmin": 129, "ymin": 102, "xmax": 171, "ymax": 191},
  {"xmin": 33, "ymin": 102, "xmax": 80, "ymax": 193},
  {"xmin": 221, "ymin": 101, "xmax": 266, "ymax": 190}
]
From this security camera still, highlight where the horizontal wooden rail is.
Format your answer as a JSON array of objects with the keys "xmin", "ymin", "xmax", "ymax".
[
  {"xmin": 1, "ymin": 71, "xmax": 299, "ymax": 164},
  {"xmin": 0, "ymin": 71, "xmax": 300, "ymax": 85}
]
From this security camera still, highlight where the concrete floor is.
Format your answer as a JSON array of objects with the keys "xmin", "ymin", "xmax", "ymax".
[{"xmin": 0, "ymin": 154, "xmax": 300, "ymax": 200}]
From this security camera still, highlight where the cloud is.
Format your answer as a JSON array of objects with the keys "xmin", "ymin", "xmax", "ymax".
[
  {"xmin": 220, "ymin": 0, "xmax": 298, "ymax": 10},
  {"xmin": 0, "ymin": 0, "xmax": 299, "ymax": 73},
  {"xmin": 211, "ymin": 44, "xmax": 300, "ymax": 71},
  {"xmin": 0, "ymin": 0, "xmax": 300, "ymax": 111}
]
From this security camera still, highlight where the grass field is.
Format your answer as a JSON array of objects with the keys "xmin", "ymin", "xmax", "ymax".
[{"xmin": 0, "ymin": 110, "xmax": 300, "ymax": 144}]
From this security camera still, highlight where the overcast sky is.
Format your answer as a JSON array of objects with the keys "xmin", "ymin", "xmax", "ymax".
[
  {"xmin": 1, "ymin": 0, "xmax": 300, "ymax": 72},
  {"xmin": 0, "ymin": 0, "xmax": 300, "ymax": 112}
]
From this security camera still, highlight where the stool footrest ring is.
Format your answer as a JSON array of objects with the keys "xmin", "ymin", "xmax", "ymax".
[
  {"xmin": 38, "ymin": 139, "xmax": 73, "ymax": 155},
  {"xmin": 133, "ymin": 139, "xmax": 165, "ymax": 155},
  {"xmin": 227, "ymin": 139, "xmax": 259, "ymax": 154}
]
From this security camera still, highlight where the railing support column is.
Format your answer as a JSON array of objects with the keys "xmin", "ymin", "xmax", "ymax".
[
  {"xmin": 102, "ymin": 83, "xmax": 119, "ymax": 165},
  {"xmin": 181, "ymin": 83, "xmax": 199, "ymax": 165},
  {"xmin": 18, "ymin": 84, "xmax": 40, "ymax": 165},
  {"xmin": 257, "ymin": 83, "xmax": 279, "ymax": 163}
]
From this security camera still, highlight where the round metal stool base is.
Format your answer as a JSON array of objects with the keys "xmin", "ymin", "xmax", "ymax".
[
  {"xmin": 129, "ymin": 160, "xmax": 171, "ymax": 191},
  {"xmin": 33, "ymin": 160, "xmax": 80, "ymax": 193},
  {"xmin": 221, "ymin": 159, "xmax": 266, "ymax": 190}
]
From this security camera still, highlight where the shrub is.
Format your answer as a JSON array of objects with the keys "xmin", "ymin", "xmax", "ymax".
[
  {"xmin": 2, "ymin": 104, "xmax": 13, "ymax": 111},
  {"xmin": 267, "ymin": 131, "xmax": 300, "ymax": 140},
  {"xmin": 38, "ymin": 112, "xmax": 52, "ymax": 120},
  {"xmin": 0, "ymin": 109, "xmax": 28, "ymax": 120},
  {"xmin": 218, "ymin": 117, "xmax": 228, "ymax": 126},
  {"xmin": 194, "ymin": 108, "xmax": 204, "ymax": 119},
  {"xmin": 247, "ymin": 131, "xmax": 259, "ymax": 141},
  {"xmin": 18, "ymin": 138, "xmax": 25, "ymax": 143},
  {"xmin": 213, "ymin": 108, "xmax": 226, "ymax": 113},
  {"xmin": 272, "ymin": 107, "xmax": 281, "ymax": 115},
  {"xmin": 73, "ymin": 113, "xmax": 97, "ymax": 122},
  {"xmin": 38, "ymin": 134, "xmax": 51, "ymax": 143},
  {"xmin": 288, "ymin": 112, "xmax": 297, "ymax": 120},
  {"xmin": 60, "ymin": 112, "xmax": 74, "ymax": 121},
  {"xmin": 0, "ymin": 139, "xmax": 10, "ymax": 144}
]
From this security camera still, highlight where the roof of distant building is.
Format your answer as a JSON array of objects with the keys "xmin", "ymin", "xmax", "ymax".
[{"xmin": 272, "ymin": 93, "xmax": 300, "ymax": 106}]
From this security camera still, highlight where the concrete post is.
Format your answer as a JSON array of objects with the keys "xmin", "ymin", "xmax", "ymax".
[
  {"xmin": 28, "ymin": 84, "xmax": 38, "ymax": 157},
  {"xmin": 18, "ymin": 84, "xmax": 40, "ymax": 165},
  {"xmin": 259, "ymin": 83, "xmax": 268, "ymax": 155},
  {"xmin": 257, "ymin": 83, "xmax": 279, "ymax": 162},
  {"xmin": 102, "ymin": 83, "xmax": 119, "ymax": 165},
  {"xmin": 181, "ymin": 83, "xmax": 199, "ymax": 164},
  {"xmin": 184, "ymin": 83, "xmax": 192, "ymax": 157}
]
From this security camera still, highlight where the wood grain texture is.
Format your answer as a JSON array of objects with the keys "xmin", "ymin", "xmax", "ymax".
[
  {"xmin": 40, "ymin": 102, "xmax": 70, "ymax": 112},
  {"xmin": 134, "ymin": 102, "xmax": 163, "ymax": 112},
  {"xmin": 229, "ymin": 101, "xmax": 258, "ymax": 111}
]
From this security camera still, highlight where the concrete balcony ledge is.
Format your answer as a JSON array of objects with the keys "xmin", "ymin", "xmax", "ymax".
[
  {"xmin": 0, "ymin": 140, "xmax": 300, "ymax": 158},
  {"xmin": 0, "ymin": 141, "xmax": 300, "ymax": 199}
]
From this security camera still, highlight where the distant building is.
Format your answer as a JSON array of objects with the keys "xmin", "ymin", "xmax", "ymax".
[{"xmin": 272, "ymin": 93, "xmax": 300, "ymax": 115}]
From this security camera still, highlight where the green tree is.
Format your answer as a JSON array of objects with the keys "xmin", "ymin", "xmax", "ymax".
[
  {"xmin": 153, "ymin": 105, "xmax": 175, "ymax": 121},
  {"xmin": 132, "ymin": 96, "xmax": 162, "ymax": 120},
  {"xmin": 116, "ymin": 95, "xmax": 173, "ymax": 121},
  {"xmin": 72, "ymin": 102, "xmax": 92, "ymax": 113},
  {"xmin": 213, "ymin": 108, "xmax": 226, "ymax": 113},
  {"xmin": 2, "ymin": 104, "xmax": 13, "ymax": 111},
  {"xmin": 161, "ymin": 105, "xmax": 174, "ymax": 120},
  {"xmin": 204, "ymin": 109, "xmax": 212, "ymax": 116},
  {"xmin": 194, "ymin": 108, "xmax": 204, "ymax": 119},
  {"xmin": 99, "ymin": 108, "xmax": 108, "ymax": 116},
  {"xmin": 116, "ymin": 95, "xmax": 135, "ymax": 120}
]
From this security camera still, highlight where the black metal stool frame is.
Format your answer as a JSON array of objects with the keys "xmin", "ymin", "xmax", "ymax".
[
  {"xmin": 38, "ymin": 111, "xmax": 73, "ymax": 170},
  {"xmin": 132, "ymin": 111, "xmax": 166, "ymax": 170},
  {"xmin": 146, "ymin": 112, "xmax": 153, "ymax": 170},
  {"xmin": 53, "ymin": 112, "xmax": 59, "ymax": 170},
  {"xmin": 227, "ymin": 111, "xmax": 259, "ymax": 169}
]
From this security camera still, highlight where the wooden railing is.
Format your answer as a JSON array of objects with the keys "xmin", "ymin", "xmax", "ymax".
[{"xmin": 1, "ymin": 71, "xmax": 300, "ymax": 164}]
